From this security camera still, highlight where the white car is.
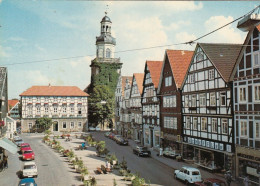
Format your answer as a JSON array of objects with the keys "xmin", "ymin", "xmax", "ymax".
[
  {"xmin": 95, "ymin": 126, "xmax": 101, "ymax": 131},
  {"xmin": 88, "ymin": 127, "xmax": 96, "ymax": 131},
  {"xmin": 22, "ymin": 161, "xmax": 38, "ymax": 178},
  {"xmin": 174, "ymin": 166, "xmax": 202, "ymax": 184}
]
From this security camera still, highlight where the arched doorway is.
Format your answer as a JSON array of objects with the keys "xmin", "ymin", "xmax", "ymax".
[{"xmin": 53, "ymin": 121, "xmax": 58, "ymax": 131}]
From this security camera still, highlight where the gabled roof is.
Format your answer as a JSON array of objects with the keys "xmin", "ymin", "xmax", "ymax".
[
  {"xmin": 167, "ymin": 50, "xmax": 193, "ymax": 89},
  {"xmin": 8, "ymin": 100, "xmax": 19, "ymax": 111},
  {"xmin": 133, "ymin": 73, "xmax": 144, "ymax": 94},
  {"xmin": 146, "ymin": 61, "xmax": 163, "ymax": 88},
  {"xmin": 20, "ymin": 86, "xmax": 89, "ymax": 97},
  {"xmin": 199, "ymin": 43, "xmax": 242, "ymax": 82},
  {"xmin": 121, "ymin": 76, "xmax": 132, "ymax": 96}
]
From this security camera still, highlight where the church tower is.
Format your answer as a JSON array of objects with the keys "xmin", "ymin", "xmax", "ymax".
[{"xmin": 86, "ymin": 14, "xmax": 122, "ymax": 95}]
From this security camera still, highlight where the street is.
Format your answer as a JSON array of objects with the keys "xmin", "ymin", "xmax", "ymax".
[
  {"xmin": 0, "ymin": 134, "xmax": 81, "ymax": 186},
  {"xmin": 91, "ymin": 132, "xmax": 184, "ymax": 186}
]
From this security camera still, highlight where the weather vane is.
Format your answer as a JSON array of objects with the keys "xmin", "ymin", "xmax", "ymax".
[{"xmin": 105, "ymin": 4, "xmax": 109, "ymax": 15}]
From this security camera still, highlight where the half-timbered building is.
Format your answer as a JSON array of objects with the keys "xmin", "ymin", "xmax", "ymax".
[
  {"xmin": 181, "ymin": 43, "xmax": 242, "ymax": 173},
  {"xmin": 142, "ymin": 61, "xmax": 163, "ymax": 150},
  {"xmin": 120, "ymin": 77, "xmax": 132, "ymax": 138},
  {"xmin": 157, "ymin": 50, "xmax": 193, "ymax": 155},
  {"xmin": 115, "ymin": 75, "xmax": 132, "ymax": 134},
  {"xmin": 129, "ymin": 73, "xmax": 144, "ymax": 142},
  {"xmin": 232, "ymin": 24, "xmax": 260, "ymax": 183}
]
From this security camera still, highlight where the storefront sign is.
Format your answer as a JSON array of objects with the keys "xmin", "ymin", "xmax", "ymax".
[{"xmin": 237, "ymin": 153, "xmax": 260, "ymax": 162}]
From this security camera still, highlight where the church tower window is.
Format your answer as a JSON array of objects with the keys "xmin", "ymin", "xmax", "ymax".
[{"xmin": 106, "ymin": 48, "xmax": 111, "ymax": 58}]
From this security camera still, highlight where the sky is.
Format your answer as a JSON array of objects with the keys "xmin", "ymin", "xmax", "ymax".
[{"xmin": 0, "ymin": 1, "xmax": 258, "ymax": 99}]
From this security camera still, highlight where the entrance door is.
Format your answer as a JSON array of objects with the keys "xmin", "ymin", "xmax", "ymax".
[
  {"xmin": 53, "ymin": 121, "xmax": 58, "ymax": 131},
  {"xmin": 150, "ymin": 129, "xmax": 153, "ymax": 148}
]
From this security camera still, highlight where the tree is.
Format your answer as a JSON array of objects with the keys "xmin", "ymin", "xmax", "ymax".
[
  {"xmin": 35, "ymin": 117, "xmax": 53, "ymax": 131},
  {"xmin": 88, "ymin": 85, "xmax": 115, "ymax": 129}
]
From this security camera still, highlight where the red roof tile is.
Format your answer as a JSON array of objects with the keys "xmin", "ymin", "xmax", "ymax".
[
  {"xmin": 20, "ymin": 86, "xmax": 89, "ymax": 97},
  {"xmin": 8, "ymin": 100, "xmax": 19, "ymax": 111},
  {"xmin": 133, "ymin": 73, "xmax": 144, "ymax": 94},
  {"xmin": 146, "ymin": 61, "xmax": 163, "ymax": 88},
  {"xmin": 166, "ymin": 50, "xmax": 194, "ymax": 88}
]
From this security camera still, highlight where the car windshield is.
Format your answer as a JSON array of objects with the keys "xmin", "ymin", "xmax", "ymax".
[
  {"xmin": 22, "ymin": 145, "xmax": 30, "ymax": 148},
  {"xmin": 192, "ymin": 171, "xmax": 200, "ymax": 175},
  {"xmin": 24, "ymin": 165, "xmax": 36, "ymax": 169},
  {"xmin": 15, "ymin": 139, "xmax": 23, "ymax": 142},
  {"xmin": 24, "ymin": 151, "xmax": 33, "ymax": 154},
  {"xmin": 140, "ymin": 147, "xmax": 148, "ymax": 151}
]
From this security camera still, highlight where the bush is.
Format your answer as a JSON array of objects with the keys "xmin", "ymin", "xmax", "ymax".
[{"xmin": 132, "ymin": 174, "xmax": 146, "ymax": 186}]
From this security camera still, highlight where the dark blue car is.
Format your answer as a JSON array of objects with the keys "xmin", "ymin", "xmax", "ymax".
[{"xmin": 19, "ymin": 178, "xmax": 37, "ymax": 186}]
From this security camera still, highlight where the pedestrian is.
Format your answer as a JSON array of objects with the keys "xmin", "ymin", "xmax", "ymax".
[
  {"xmin": 81, "ymin": 142, "xmax": 85, "ymax": 150},
  {"xmin": 243, "ymin": 176, "xmax": 249, "ymax": 186},
  {"xmin": 225, "ymin": 170, "xmax": 232, "ymax": 186},
  {"xmin": 4, "ymin": 155, "xmax": 8, "ymax": 169}
]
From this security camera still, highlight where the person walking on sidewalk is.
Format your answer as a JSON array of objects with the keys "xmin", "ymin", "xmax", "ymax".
[
  {"xmin": 4, "ymin": 155, "xmax": 8, "ymax": 169},
  {"xmin": 225, "ymin": 170, "xmax": 232, "ymax": 186}
]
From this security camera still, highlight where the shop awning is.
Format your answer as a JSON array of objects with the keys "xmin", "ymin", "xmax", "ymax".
[{"xmin": 0, "ymin": 137, "xmax": 18, "ymax": 154}]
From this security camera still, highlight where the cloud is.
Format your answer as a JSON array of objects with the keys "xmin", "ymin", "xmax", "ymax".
[
  {"xmin": 25, "ymin": 70, "xmax": 56, "ymax": 85},
  {"xmin": 0, "ymin": 45, "xmax": 11, "ymax": 58},
  {"xmin": 165, "ymin": 21, "xmax": 191, "ymax": 31},
  {"xmin": 70, "ymin": 56, "xmax": 92, "ymax": 68},
  {"xmin": 35, "ymin": 44, "xmax": 46, "ymax": 53},
  {"xmin": 203, "ymin": 16, "xmax": 244, "ymax": 43},
  {"xmin": 174, "ymin": 32, "xmax": 197, "ymax": 50},
  {"xmin": 9, "ymin": 37, "xmax": 26, "ymax": 42},
  {"xmin": 153, "ymin": 1, "xmax": 203, "ymax": 12}
]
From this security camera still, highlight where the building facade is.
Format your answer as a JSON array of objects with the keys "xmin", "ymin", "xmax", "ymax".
[
  {"xmin": 181, "ymin": 43, "xmax": 241, "ymax": 173},
  {"xmin": 129, "ymin": 73, "xmax": 144, "ymax": 142},
  {"xmin": 20, "ymin": 86, "xmax": 88, "ymax": 133},
  {"xmin": 121, "ymin": 77, "xmax": 132, "ymax": 138},
  {"xmin": 233, "ymin": 24, "xmax": 260, "ymax": 184},
  {"xmin": 142, "ymin": 61, "xmax": 163, "ymax": 150},
  {"xmin": 8, "ymin": 99, "xmax": 20, "ymax": 121},
  {"xmin": 157, "ymin": 50, "xmax": 193, "ymax": 154},
  {"xmin": 115, "ymin": 76, "xmax": 132, "ymax": 134}
]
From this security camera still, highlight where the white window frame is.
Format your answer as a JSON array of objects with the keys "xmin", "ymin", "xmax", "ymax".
[
  {"xmin": 210, "ymin": 92, "xmax": 216, "ymax": 106},
  {"xmin": 54, "ymin": 107, "xmax": 58, "ymax": 113},
  {"xmin": 254, "ymin": 84, "xmax": 260, "ymax": 102},
  {"xmin": 239, "ymin": 86, "xmax": 247, "ymax": 103},
  {"xmin": 193, "ymin": 117, "xmax": 197, "ymax": 130},
  {"xmin": 222, "ymin": 119, "xmax": 228, "ymax": 134},
  {"xmin": 201, "ymin": 117, "xmax": 207, "ymax": 131},
  {"xmin": 199, "ymin": 94, "xmax": 206, "ymax": 106},
  {"xmin": 185, "ymin": 95, "xmax": 189, "ymax": 107},
  {"xmin": 63, "ymin": 122, "xmax": 67, "ymax": 129},
  {"xmin": 71, "ymin": 122, "xmax": 74, "ymax": 128},
  {"xmin": 190, "ymin": 74, "xmax": 195, "ymax": 83},
  {"xmin": 220, "ymin": 92, "xmax": 226, "ymax": 106},
  {"xmin": 191, "ymin": 95, "xmax": 196, "ymax": 107},
  {"xmin": 173, "ymin": 117, "xmax": 177, "ymax": 129},
  {"xmin": 212, "ymin": 118, "xmax": 217, "ymax": 133},
  {"xmin": 253, "ymin": 51, "xmax": 260, "ymax": 67},
  {"xmin": 240, "ymin": 120, "xmax": 247, "ymax": 138},
  {"xmin": 209, "ymin": 69, "xmax": 214, "ymax": 80},
  {"xmin": 186, "ymin": 117, "xmax": 190, "ymax": 129}
]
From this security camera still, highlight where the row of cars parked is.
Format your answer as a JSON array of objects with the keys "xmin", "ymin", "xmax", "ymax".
[
  {"xmin": 13, "ymin": 136, "xmax": 38, "ymax": 186},
  {"xmin": 174, "ymin": 166, "xmax": 226, "ymax": 186},
  {"xmin": 104, "ymin": 132, "xmax": 129, "ymax": 146}
]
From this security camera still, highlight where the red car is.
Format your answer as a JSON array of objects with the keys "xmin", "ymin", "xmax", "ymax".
[
  {"xmin": 22, "ymin": 150, "xmax": 35, "ymax": 161},
  {"xmin": 195, "ymin": 178, "xmax": 226, "ymax": 186},
  {"xmin": 108, "ymin": 133, "xmax": 115, "ymax": 140},
  {"xmin": 20, "ymin": 143, "xmax": 31, "ymax": 153}
]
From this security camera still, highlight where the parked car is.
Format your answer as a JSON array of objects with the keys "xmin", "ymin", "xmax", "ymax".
[
  {"xmin": 194, "ymin": 178, "xmax": 226, "ymax": 186},
  {"xmin": 20, "ymin": 143, "xmax": 31, "ymax": 153},
  {"xmin": 18, "ymin": 178, "xmax": 37, "ymax": 186},
  {"xmin": 174, "ymin": 166, "xmax": 202, "ymax": 185},
  {"xmin": 22, "ymin": 161, "xmax": 38, "ymax": 178},
  {"xmin": 14, "ymin": 138, "xmax": 24, "ymax": 147},
  {"xmin": 114, "ymin": 135, "xmax": 122, "ymax": 142},
  {"xmin": 88, "ymin": 127, "xmax": 96, "ymax": 131},
  {"xmin": 95, "ymin": 126, "xmax": 101, "ymax": 131},
  {"xmin": 104, "ymin": 132, "xmax": 111, "ymax": 137},
  {"xmin": 116, "ymin": 137, "xmax": 128, "ymax": 146},
  {"xmin": 133, "ymin": 146, "xmax": 151, "ymax": 157},
  {"xmin": 108, "ymin": 133, "xmax": 115, "ymax": 140},
  {"xmin": 22, "ymin": 150, "xmax": 35, "ymax": 161}
]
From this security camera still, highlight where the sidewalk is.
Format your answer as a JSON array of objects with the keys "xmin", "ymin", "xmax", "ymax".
[{"xmin": 127, "ymin": 139, "xmax": 241, "ymax": 186}]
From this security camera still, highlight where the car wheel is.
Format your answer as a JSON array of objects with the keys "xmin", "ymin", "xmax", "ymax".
[
  {"xmin": 34, "ymin": 175, "xmax": 38, "ymax": 178},
  {"xmin": 185, "ymin": 180, "xmax": 189, "ymax": 186},
  {"xmin": 174, "ymin": 174, "xmax": 177, "ymax": 180}
]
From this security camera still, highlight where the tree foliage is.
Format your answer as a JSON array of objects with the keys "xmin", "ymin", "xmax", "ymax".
[
  {"xmin": 35, "ymin": 117, "xmax": 53, "ymax": 130},
  {"xmin": 88, "ymin": 85, "xmax": 115, "ymax": 129}
]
